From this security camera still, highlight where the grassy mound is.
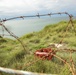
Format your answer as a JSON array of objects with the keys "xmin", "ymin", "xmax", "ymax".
[{"xmin": 0, "ymin": 20, "xmax": 76, "ymax": 75}]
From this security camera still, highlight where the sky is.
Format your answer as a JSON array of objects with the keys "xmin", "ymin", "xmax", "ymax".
[{"xmin": 0, "ymin": 0, "xmax": 76, "ymax": 18}]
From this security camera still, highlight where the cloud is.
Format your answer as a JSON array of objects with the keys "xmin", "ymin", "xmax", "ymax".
[{"xmin": 0, "ymin": 0, "xmax": 76, "ymax": 18}]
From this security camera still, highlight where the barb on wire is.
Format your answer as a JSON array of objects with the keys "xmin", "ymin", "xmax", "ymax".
[{"xmin": 36, "ymin": 13, "xmax": 40, "ymax": 18}]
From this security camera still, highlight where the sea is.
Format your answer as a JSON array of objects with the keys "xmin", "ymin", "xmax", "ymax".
[{"xmin": 0, "ymin": 16, "xmax": 75, "ymax": 39}]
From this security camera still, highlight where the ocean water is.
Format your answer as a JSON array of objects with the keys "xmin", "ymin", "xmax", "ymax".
[{"xmin": 0, "ymin": 17, "xmax": 69, "ymax": 39}]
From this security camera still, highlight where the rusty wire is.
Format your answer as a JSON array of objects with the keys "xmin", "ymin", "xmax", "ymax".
[
  {"xmin": 59, "ymin": 15, "xmax": 76, "ymax": 44},
  {"xmin": 0, "ymin": 23, "xmax": 26, "ymax": 51},
  {"xmin": 52, "ymin": 53, "xmax": 76, "ymax": 75},
  {"xmin": 0, "ymin": 12, "xmax": 76, "ymax": 75}
]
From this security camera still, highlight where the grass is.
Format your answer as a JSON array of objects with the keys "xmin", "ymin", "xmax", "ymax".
[{"xmin": 0, "ymin": 20, "xmax": 76, "ymax": 75}]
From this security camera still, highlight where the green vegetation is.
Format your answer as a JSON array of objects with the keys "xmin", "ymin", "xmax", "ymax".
[{"xmin": 0, "ymin": 20, "xmax": 76, "ymax": 75}]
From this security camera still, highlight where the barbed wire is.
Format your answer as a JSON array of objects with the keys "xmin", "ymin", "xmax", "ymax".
[
  {"xmin": 0, "ymin": 23, "xmax": 26, "ymax": 51},
  {"xmin": 0, "ymin": 12, "xmax": 76, "ymax": 75},
  {"xmin": 0, "ymin": 12, "xmax": 70, "ymax": 22},
  {"xmin": 0, "ymin": 12, "xmax": 75, "ymax": 48}
]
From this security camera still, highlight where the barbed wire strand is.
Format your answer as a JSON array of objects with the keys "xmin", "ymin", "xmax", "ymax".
[
  {"xmin": 0, "ymin": 12, "xmax": 70, "ymax": 22},
  {"xmin": 54, "ymin": 48, "xmax": 76, "ymax": 53},
  {"xmin": 59, "ymin": 18, "xmax": 72, "ymax": 44}
]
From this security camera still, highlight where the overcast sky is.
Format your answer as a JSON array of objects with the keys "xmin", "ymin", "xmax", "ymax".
[{"xmin": 0, "ymin": 0, "xmax": 76, "ymax": 18}]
